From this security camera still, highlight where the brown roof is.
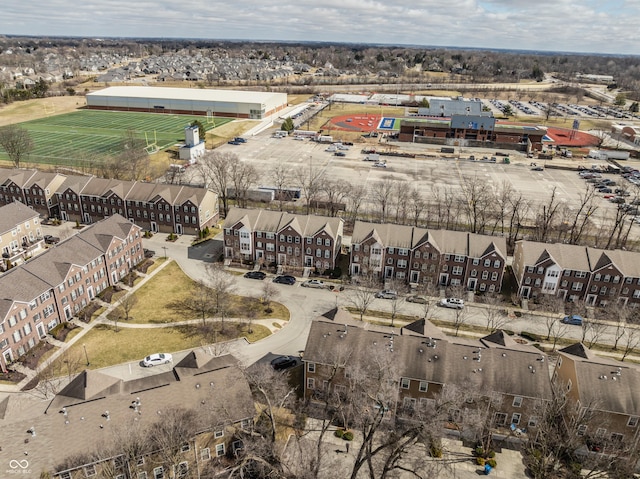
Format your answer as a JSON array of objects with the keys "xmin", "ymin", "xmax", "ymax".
[
  {"xmin": 0, "ymin": 201, "xmax": 40, "ymax": 234},
  {"xmin": 304, "ymin": 310, "xmax": 551, "ymax": 400},
  {"xmin": 0, "ymin": 353, "xmax": 254, "ymax": 474}
]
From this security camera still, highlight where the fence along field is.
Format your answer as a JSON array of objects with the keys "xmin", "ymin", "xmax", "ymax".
[{"xmin": 0, "ymin": 110, "xmax": 230, "ymax": 168}]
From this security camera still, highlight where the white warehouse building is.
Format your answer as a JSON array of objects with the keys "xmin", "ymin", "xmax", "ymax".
[{"xmin": 86, "ymin": 86, "xmax": 288, "ymax": 119}]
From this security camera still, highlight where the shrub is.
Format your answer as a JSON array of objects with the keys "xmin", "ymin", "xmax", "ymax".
[
  {"xmin": 429, "ymin": 443, "xmax": 443, "ymax": 458},
  {"xmin": 487, "ymin": 450, "xmax": 495, "ymax": 458},
  {"xmin": 330, "ymin": 266, "xmax": 342, "ymax": 279},
  {"xmin": 334, "ymin": 429, "xmax": 344, "ymax": 438},
  {"xmin": 474, "ymin": 446, "xmax": 484, "ymax": 457},
  {"xmin": 487, "ymin": 459, "xmax": 497, "ymax": 468},
  {"xmin": 476, "ymin": 457, "xmax": 485, "ymax": 466},
  {"xmin": 342, "ymin": 431, "xmax": 354, "ymax": 441}
]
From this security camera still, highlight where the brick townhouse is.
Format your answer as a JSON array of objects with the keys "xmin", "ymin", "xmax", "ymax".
[
  {"xmin": 0, "ymin": 168, "xmax": 219, "ymax": 235},
  {"xmin": 303, "ymin": 309, "xmax": 551, "ymax": 437},
  {"xmin": 0, "ymin": 202, "xmax": 45, "ymax": 269},
  {"xmin": 0, "ymin": 214, "xmax": 143, "ymax": 372},
  {"xmin": 513, "ymin": 240, "xmax": 640, "ymax": 306},
  {"xmin": 553, "ymin": 343, "xmax": 640, "ymax": 446},
  {"xmin": 350, "ymin": 221, "xmax": 507, "ymax": 292},
  {"xmin": 223, "ymin": 207, "xmax": 344, "ymax": 273},
  {"xmin": 0, "ymin": 169, "xmax": 65, "ymax": 219}
]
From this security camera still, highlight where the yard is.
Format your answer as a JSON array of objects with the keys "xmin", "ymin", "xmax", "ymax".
[
  {"xmin": 109, "ymin": 261, "xmax": 289, "ymax": 324},
  {"xmin": 47, "ymin": 322, "xmax": 270, "ymax": 370}
]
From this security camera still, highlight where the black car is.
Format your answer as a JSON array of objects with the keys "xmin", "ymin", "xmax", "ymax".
[
  {"xmin": 143, "ymin": 249, "xmax": 155, "ymax": 258},
  {"xmin": 233, "ymin": 137, "xmax": 247, "ymax": 143},
  {"xmin": 270, "ymin": 355, "xmax": 297, "ymax": 370},
  {"xmin": 334, "ymin": 152, "xmax": 346, "ymax": 157},
  {"xmin": 244, "ymin": 271, "xmax": 267, "ymax": 280},
  {"xmin": 273, "ymin": 275, "xmax": 296, "ymax": 285},
  {"xmin": 44, "ymin": 235, "xmax": 60, "ymax": 245}
]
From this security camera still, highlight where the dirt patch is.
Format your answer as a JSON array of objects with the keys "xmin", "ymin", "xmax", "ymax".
[
  {"xmin": 78, "ymin": 302, "xmax": 103, "ymax": 323},
  {"xmin": 0, "ymin": 95, "xmax": 87, "ymax": 126},
  {"xmin": 17, "ymin": 341, "xmax": 55, "ymax": 370},
  {"xmin": 0, "ymin": 369, "xmax": 27, "ymax": 385},
  {"xmin": 135, "ymin": 259, "xmax": 155, "ymax": 274},
  {"xmin": 98, "ymin": 286, "xmax": 123, "ymax": 303},
  {"xmin": 50, "ymin": 323, "xmax": 79, "ymax": 342}
]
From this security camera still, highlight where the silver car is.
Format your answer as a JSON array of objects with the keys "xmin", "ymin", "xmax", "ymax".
[
  {"xmin": 375, "ymin": 289, "xmax": 398, "ymax": 300},
  {"xmin": 439, "ymin": 298, "xmax": 464, "ymax": 309}
]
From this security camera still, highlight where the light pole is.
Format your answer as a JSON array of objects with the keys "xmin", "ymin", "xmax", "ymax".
[
  {"xmin": 162, "ymin": 246, "xmax": 168, "ymax": 259},
  {"xmin": 83, "ymin": 343, "xmax": 90, "ymax": 366}
]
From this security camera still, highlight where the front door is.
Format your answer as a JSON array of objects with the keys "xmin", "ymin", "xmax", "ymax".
[
  {"xmin": 64, "ymin": 306, "xmax": 72, "ymax": 320},
  {"xmin": 150, "ymin": 221, "xmax": 158, "ymax": 233},
  {"xmin": 521, "ymin": 286, "xmax": 531, "ymax": 298},
  {"xmin": 87, "ymin": 286, "xmax": 94, "ymax": 300},
  {"xmin": 384, "ymin": 266, "xmax": 394, "ymax": 279},
  {"xmin": 586, "ymin": 294, "xmax": 597, "ymax": 306},
  {"xmin": 305, "ymin": 256, "xmax": 313, "ymax": 267},
  {"xmin": 439, "ymin": 273, "xmax": 449, "ymax": 286},
  {"xmin": 467, "ymin": 278, "xmax": 477, "ymax": 291},
  {"xmin": 278, "ymin": 254, "xmax": 286, "ymax": 265},
  {"xmin": 61, "ymin": 211, "xmax": 68, "ymax": 221},
  {"xmin": 176, "ymin": 224, "xmax": 183, "ymax": 235},
  {"xmin": 410, "ymin": 271, "xmax": 419, "ymax": 283},
  {"xmin": 37, "ymin": 324, "xmax": 46, "ymax": 339}
]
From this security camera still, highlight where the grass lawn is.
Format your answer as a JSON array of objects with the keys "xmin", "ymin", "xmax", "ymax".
[
  {"xmin": 48, "ymin": 322, "xmax": 270, "ymax": 370},
  {"xmin": 0, "ymin": 110, "xmax": 232, "ymax": 168},
  {"xmin": 113, "ymin": 261, "xmax": 289, "ymax": 324}
]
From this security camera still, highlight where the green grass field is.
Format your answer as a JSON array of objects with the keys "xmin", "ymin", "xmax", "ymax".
[{"xmin": 0, "ymin": 110, "xmax": 232, "ymax": 167}]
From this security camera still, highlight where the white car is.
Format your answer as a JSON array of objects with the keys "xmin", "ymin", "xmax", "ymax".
[
  {"xmin": 373, "ymin": 162, "xmax": 387, "ymax": 168},
  {"xmin": 143, "ymin": 353, "xmax": 173, "ymax": 367},
  {"xmin": 302, "ymin": 279, "xmax": 326, "ymax": 289},
  {"xmin": 439, "ymin": 298, "xmax": 464, "ymax": 309},
  {"xmin": 375, "ymin": 289, "xmax": 398, "ymax": 299}
]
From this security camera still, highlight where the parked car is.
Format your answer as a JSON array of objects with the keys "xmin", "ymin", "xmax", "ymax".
[
  {"xmin": 334, "ymin": 152, "xmax": 346, "ymax": 157},
  {"xmin": 531, "ymin": 166, "xmax": 544, "ymax": 171},
  {"xmin": 562, "ymin": 314, "xmax": 583, "ymax": 326},
  {"xmin": 44, "ymin": 235, "xmax": 60, "ymax": 245},
  {"xmin": 244, "ymin": 271, "xmax": 267, "ymax": 280},
  {"xmin": 439, "ymin": 298, "xmax": 465, "ymax": 309},
  {"xmin": 407, "ymin": 295, "xmax": 428, "ymax": 304},
  {"xmin": 233, "ymin": 137, "xmax": 247, "ymax": 143},
  {"xmin": 373, "ymin": 162, "xmax": 387, "ymax": 168},
  {"xmin": 375, "ymin": 289, "xmax": 398, "ymax": 299},
  {"xmin": 142, "ymin": 353, "xmax": 173, "ymax": 367},
  {"xmin": 274, "ymin": 275, "xmax": 296, "ymax": 285},
  {"xmin": 302, "ymin": 279, "xmax": 326, "ymax": 289},
  {"xmin": 599, "ymin": 187, "xmax": 613, "ymax": 194},
  {"xmin": 143, "ymin": 248, "xmax": 155, "ymax": 258},
  {"xmin": 270, "ymin": 355, "xmax": 297, "ymax": 371}
]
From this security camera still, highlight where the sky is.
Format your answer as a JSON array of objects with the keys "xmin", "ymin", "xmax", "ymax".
[{"xmin": 2, "ymin": 0, "xmax": 639, "ymax": 55}]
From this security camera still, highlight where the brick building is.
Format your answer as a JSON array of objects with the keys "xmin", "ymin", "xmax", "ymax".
[
  {"xmin": 0, "ymin": 214, "xmax": 143, "ymax": 371},
  {"xmin": 350, "ymin": 221, "xmax": 507, "ymax": 292},
  {"xmin": 223, "ymin": 208, "xmax": 344, "ymax": 273},
  {"xmin": 513, "ymin": 240, "xmax": 640, "ymax": 306},
  {"xmin": 0, "ymin": 202, "xmax": 45, "ymax": 269}
]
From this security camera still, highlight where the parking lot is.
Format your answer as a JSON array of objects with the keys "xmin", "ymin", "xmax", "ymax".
[{"xmin": 204, "ymin": 130, "xmax": 640, "ymax": 230}]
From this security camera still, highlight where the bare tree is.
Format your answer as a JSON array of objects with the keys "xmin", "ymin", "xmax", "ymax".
[
  {"xmin": 269, "ymin": 161, "xmax": 292, "ymax": 211},
  {"xmin": 206, "ymin": 263, "xmax": 236, "ymax": 331},
  {"xmin": 346, "ymin": 183, "xmax": 367, "ymax": 226},
  {"xmin": 459, "ymin": 175, "xmax": 494, "ymax": 233},
  {"xmin": 321, "ymin": 178, "xmax": 349, "ymax": 217},
  {"xmin": 148, "ymin": 407, "xmax": 199, "ymax": 474},
  {"xmin": 230, "ymin": 159, "xmax": 259, "ymax": 209},
  {"xmin": 184, "ymin": 279, "xmax": 214, "ymax": 325},
  {"xmin": 567, "ymin": 184, "xmax": 599, "ymax": 244},
  {"xmin": 295, "ymin": 159, "xmax": 325, "ymax": 214},
  {"xmin": 261, "ymin": 281, "xmax": 280, "ymax": 313},
  {"xmin": 196, "ymin": 151, "xmax": 236, "ymax": 216},
  {"xmin": 481, "ymin": 295, "xmax": 510, "ymax": 332},
  {"xmin": 534, "ymin": 187, "xmax": 562, "ymax": 242},
  {"xmin": 116, "ymin": 292, "xmax": 138, "ymax": 323},
  {"xmin": 370, "ymin": 176, "xmax": 396, "ymax": 223},
  {"xmin": 620, "ymin": 328, "xmax": 640, "ymax": 361},
  {"xmin": 0, "ymin": 124, "xmax": 34, "ymax": 168},
  {"xmin": 346, "ymin": 275, "xmax": 378, "ymax": 321},
  {"xmin": 585, "ymin": 320, "xmax": 608, "ymax": 348},
  {"xmin": 408, "ymin": 187, "xmax": 426, "ymax": 226}
]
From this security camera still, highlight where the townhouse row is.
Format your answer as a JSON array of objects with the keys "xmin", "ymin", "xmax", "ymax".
[
  {"xmin": 0, "ymin": 214, "xmax": 144, "ymax": 371},
  {"xmin": 303, "ymin": 309, "xmax": 640, "ymax": 448},
  {"xmin": 223, "ymin": 208, "xmax": 508, "ymax": 291},
  {"xmin": 0, "ymin": 168, "xmax": 219, "ymax": 235},
  {"xmin": 513, "ymin": 241, "xmax": 640, "ymax": 307}
]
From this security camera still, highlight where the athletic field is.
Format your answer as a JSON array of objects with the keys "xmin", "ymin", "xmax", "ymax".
[{"xmin": 0, "ymin": 110, "xmax": 231, "ymax": 168}]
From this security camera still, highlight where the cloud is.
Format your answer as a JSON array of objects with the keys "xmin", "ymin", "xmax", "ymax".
[{"xmin": 1, "ymin": 0, "xmax": 639, "ymax": 54}]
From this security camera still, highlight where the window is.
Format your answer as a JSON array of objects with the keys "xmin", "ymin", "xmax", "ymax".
[
  {"xmin": 452, "ymin": 266, "xmax": 463, "ymax": 275},
  {"xmin": 528, "ymin": 416, "xmax": 538, "ymax": 428},
  {"xmin": 400, "ymin": 378, "xmax": 410, "ymax": 389},
  {"xmin": 180, "ymin": 443, "xmax": 191, "ymax": 452},
  {"xmin": 493, "ymin": 260, "xmax": 500, "ymax": 268},
  {"xmin": 175, "ymin": 462, "xmax": 188, "ymax": 479},
  {"xmin": 511, "ymin": 413, "xmax": 521, "ymax": 425},
  {"xmin": 594, "ymin": 273, "xmax": 602, "ymax": 281},
  {"xmin": 491, "ymin": 272, "xmax": 498, "ymax": 281},
  {"xmin": 419, "ymin": 381, "xmax": 427, "ymax": 392},
  {"xmin": 595, "ymin": 427, "xmax": 607, "ymax": 438},
  {"xmin": 153, "ymin": 466, "xmax": 164, "ymax": 479},
  {"xmin": 307, "ymin": 378, "xmax": 315, "ymax": 389},
  {"xmin": 307, "ymin": 362, "xmax": 315, "ymax": 373},
  {"xmin": 512, "ymin": 396, "xmax": 523, "ymax": 408},
  {"xmin": 472, "ymin": 258, "xmax": 479, "ymax": 265},
  {"xmin": 137, "ymin": 474, "xmax": 147, "ymax": 479},
  {"xmin": 200, "ymin": 448, "xmax": 211, "ymax": 460},
  {"xmin": 628, "ymin": 416, "xmax": 639, "ymax": 427},
  {"xmin": 84, "ymin": 465, "xmax": 97, "ymax": 477},
  {"xmin": 214, "ymin": 429, "xmax": 224, "ymax": 439},
  {"xmin": 215, "ymin": 444, "xmax": 225, "ymax": 457}
]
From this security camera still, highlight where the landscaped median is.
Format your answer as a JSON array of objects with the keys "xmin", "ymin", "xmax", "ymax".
[{"xmin": 106, "ymin": 261, "xmax": 290, "ymax": 324}]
